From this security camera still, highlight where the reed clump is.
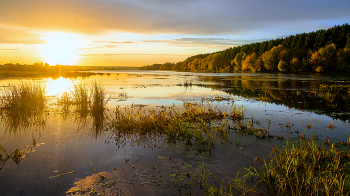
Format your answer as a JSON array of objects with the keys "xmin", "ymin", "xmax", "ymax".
[
  {"xmin": 0, "ymin": 81, "xmax": 46, "ymax": 129},
  {"xmin": 237, "ymin": 139, "xmax": 350, "ymax": 195},
  {"xmin": 58, "ymin": 80, "xmax": 108, "ymax": 114},
  {"xmin": 1, "ymin": 81, "xmax": 46, "ymax": 111},
  {"xmin": 107, "ymin": 100, "xmax": 241, "ymax": 147}
]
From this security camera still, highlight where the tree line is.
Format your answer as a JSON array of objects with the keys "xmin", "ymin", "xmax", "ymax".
[{"xmin": 138, "ymin": 23, "xmax": 350, "ymax": 73}]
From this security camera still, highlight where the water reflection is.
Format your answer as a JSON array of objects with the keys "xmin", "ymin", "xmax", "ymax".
[
  {"xmin": 46, "ymin": 77, "xmax": 74, "ymax": 96},
  {"xmin": 0, "ymin": 81, "xmax": 47, "ymax": 133},
  {"xmin": 0, "ymin": 108, "xmax": 47, "ymax": 133},
  {"xmin": 0, "ymin": 143, "xmax": 36, "ymax": 171},
  {"xmin": 1, "ymin": 71, "xmax": 350, "ymax": 195},
  {"xmin": 73, "ymin": 110, "xmax": 106, "ymax": 138},
  {"xmin": 197, "ymin": 74, "xmax": 350, "ymax": 121}
]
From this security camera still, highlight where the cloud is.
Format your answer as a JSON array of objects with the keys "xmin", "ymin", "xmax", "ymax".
[
  {"xmin": 79, "ymin": 44, "xmax": 117, "ymax": 50},
  {"xmin": 80, "ymin": 53, "xmax": 186, "ymax": 57},
  {"xmin": 92, "ymin": 41, "xmax": 134, "ymax": 44},
  {"xmin": 0, "ymin": 49, "xmax": 20, "ymax": 50},
  {"xmin": 0, "ymin": 0, "xmax": 349, "ymax": 35},
  {"xmin": 0, "ymin": 27, "xmax": 45, "ymax": 44},
  {"xmin": 143, "ymin": 37, "xmax": 268, "ymax": 49},
  {"xmin": 79, "ymin": 41, "xmax": 134, "ymax": 50}
]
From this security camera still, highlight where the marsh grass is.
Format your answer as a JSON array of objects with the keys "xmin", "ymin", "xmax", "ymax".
[
  {"xmin": 107, "ymin": 100, "xmax": 242, "ymax": 147},
  {"xmin": 1, "ymin": 81, "xmax": 46, "ymax": 110},
  {"xmin": 191, "ymin": 139, "xmax": 350, "ymax": 196},
  {"xmin": 0, "ymin": 81, "xmax": 47, "ymax": 130},
  {"xmin": 236, "ymin": 139, "xmax": 350, "ymax": 195},
  {"xmin": 58, "ymin": 80, "xmax": 108, "ymax": 115},
  {"xmin": 56, "ymin": 80, "xmax": 108, "ymax": 138}
]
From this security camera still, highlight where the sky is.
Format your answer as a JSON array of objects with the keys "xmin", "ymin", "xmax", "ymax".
[{"xmin": 1, "ymin": 0, "xmax": 350, "ymax": 67}]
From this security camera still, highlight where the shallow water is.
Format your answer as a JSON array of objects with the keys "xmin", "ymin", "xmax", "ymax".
[{"xmin": 0, "ymin": 71, "xmax": 349, "ymax": 195}]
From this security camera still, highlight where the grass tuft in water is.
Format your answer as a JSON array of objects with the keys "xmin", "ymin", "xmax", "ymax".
[
  {"xmin": 1, "ymin": 81, "xmax": 46, "ymax": 111},
  {"xmin": 0, "ymin": 81, "xmax": 47, "ymax": 130},
  {"xmin": 57, "ymin": 80, "xmax": 108, "ymax": 137},
  {"xmin": 58, "ymin": 80, "xmax": 108, "ymax": 114},
  {"xmin": 236, "ymin": 139, "xmax": 350, "ymax": 195},
  {"xmin": 107, "ymin": 100, "xmax": 242, "ymax": 147}
]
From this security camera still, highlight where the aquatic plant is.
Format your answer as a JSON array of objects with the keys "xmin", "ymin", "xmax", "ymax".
[
  {"xmin": 117, "ymin": 91, "xmax": 128, "ymax": 99},
  {"xmin": 1, "ymin": 81, "xmax": 46, "ymax": 111},
  {"xmin": 233, "ymin": 118, "xmax": 272, "ymax": 139},
  {"xmin": 58, "ymin": 80, "xmax": 108, "ymax": 114},
  {"xmin": 71, "ymin": 80, "xmax": 90, "ymax": 112},
  {"xmin": 184, "ymin": 163, "xmax": 238, "ymax": 196},
  {"xmin": 183, "ymin": 79, "xmax": 192, "ymax": 87},
  {"xmin": 107, "ymin": 100, "xmax": 241, "ymax": 147},
  {"xmin": 0, "ymin": 81, "xmax": 47, "ymax": 130},
  {"xmin": 90, "ymin": 81, "xmax": 107, "ymax": 114},
  {"xmin": 236, "ymin": 139, "xmax": 350, "ymax": 195}
]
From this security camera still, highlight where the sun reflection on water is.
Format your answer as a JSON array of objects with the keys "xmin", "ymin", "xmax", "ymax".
[{"xmin": 46, "ymin": 77, "xmax": 74, "ymax": 96}]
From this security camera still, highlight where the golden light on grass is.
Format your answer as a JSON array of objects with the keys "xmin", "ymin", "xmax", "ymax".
[
  {"xmin": 41, "ymin": 32, "xmax": 80, "ymax": 65},
  {"xmin": 46, "ymin": 77, "xmax": 74, "ymax": 96}
]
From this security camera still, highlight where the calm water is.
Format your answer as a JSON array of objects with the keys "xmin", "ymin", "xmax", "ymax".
[{"xmin": 1, "ymin": 71, "xmax": 350, "ymax": 195}]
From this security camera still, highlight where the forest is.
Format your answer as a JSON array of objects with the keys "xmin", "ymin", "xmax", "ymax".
[{"xmin": 138, "ymin": 24, "xmax": 350, "ymax": 73}]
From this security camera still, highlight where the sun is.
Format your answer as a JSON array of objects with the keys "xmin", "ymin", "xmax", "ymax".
[{"xmin": 41, "ymin": 32, "xmax": 80, "ymax": 65}]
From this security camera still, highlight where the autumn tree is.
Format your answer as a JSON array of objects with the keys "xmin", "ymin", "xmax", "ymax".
[
  {"xmin": 278, "ymin": 60, "xmax": 288, "ymax": 72},
  {"xmin": 241, "ymin": 53, "xmax": 258, "ymax": 72},
  {"xmin": 289, "ymin": 57, "xmax": 301, "ymax": 72},
  {"xmin": 336, "ymin": 44, "xmax": 350, "ymax": 72},
  {"xmin": 261, "ymin": 45, "xmax": 285, "ymax": 71},
  {"xmin": 309, "ymin": 43, "xmax": 337, "ymax": 72},
  {"xmin": 254, "ymin": 57, "xmax": 264, "ymax": 72},
  {"xmin": 190, "ymin": 58, "xmax": 200, "ymax": 71},
  {"xmin": 233, "ymin": 52, "xmax": 245, "ymax": 72}
]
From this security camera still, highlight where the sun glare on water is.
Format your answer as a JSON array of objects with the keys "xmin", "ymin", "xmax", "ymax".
[
  {"xmin": 41, "ymin": 32, "xmax": 80, "ymax": 65},
  {"xmin": 46, "ymin": 77, "xmax": 74, "ymax": 96}
]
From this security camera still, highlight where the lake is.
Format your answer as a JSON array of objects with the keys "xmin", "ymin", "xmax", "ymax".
[{"xmin": 1, "ymin": 71, "xmax": 350, "ymax": 195}]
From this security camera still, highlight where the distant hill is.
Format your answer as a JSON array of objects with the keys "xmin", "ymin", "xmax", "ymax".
[{"xmin": 138, "ymin": 23, "xmax": 350, "ymax": 73}]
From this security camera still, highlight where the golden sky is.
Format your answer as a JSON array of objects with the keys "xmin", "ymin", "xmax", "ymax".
[{"xmin": 1, "ymin": 0, "xmax": 350, "ymax": 66}]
